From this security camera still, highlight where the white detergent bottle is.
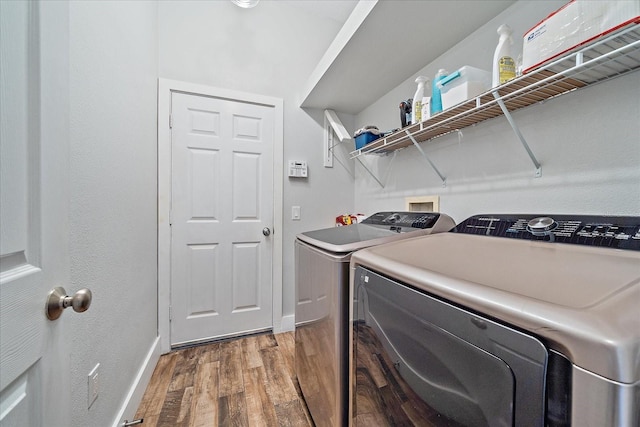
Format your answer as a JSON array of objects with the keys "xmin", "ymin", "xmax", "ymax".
[
  {"xmin": 493, "ymin": 24, "xmax": 515, "ymax": 87},
  {"xmin": 412, "ymin": 76, "xmax": 429, "ymax": 124}
]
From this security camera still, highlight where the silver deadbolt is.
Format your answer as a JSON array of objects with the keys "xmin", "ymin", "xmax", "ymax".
[
  {"xmin": 262, "ymin": 227, "xmax": 271, "ymax": 236},
  {"xmin": 46, "ymin": 287, "xmax": 92, "ymax": 320}
]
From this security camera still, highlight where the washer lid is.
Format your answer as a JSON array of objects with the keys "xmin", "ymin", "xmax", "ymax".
[
  {"xmin": 352, "ymin": 232, "xmax": 640, "ymax": 383},
  {"xmin": 298, "ymin": 223, "xmax": 403, "ymax": 253},
  {"xmin": 297, "ymin": 212, "xmax": 454, "ymax": 253}
]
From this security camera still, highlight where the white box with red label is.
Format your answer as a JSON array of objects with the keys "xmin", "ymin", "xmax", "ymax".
[{"xmin": 522, "ymin": 0, "xmax": 640, "ymax": 74}]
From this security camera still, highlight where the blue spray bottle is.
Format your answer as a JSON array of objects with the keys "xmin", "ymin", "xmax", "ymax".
[{"xmin": 431, "ymin": 68, "xmax": 448, "ymax": 115}]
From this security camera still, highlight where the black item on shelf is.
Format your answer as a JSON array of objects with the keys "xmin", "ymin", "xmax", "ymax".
[{"xmin": 399, "ymin": 99, "xmax": 412, "ymax": 128}]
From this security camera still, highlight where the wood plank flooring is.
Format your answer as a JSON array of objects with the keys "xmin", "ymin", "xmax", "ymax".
[
  {"xmin": 354, "ymin": 323, "xmax": 464, "ymax": 427},
  {"xmin": 294, "ymin": 318, "xmax": 339, "ymax": 427},
  {"xmin": 135, "ymin": 332, "xmax": 314, "ymax": 427}
]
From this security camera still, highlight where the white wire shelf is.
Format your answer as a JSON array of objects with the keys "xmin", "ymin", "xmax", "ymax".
[{"xmin": 350, "ymin": 24, "xmax": 640, "ymax": 160}]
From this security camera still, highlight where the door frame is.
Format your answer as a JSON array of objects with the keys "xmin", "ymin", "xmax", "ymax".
[{"xmin": 157, "ymin": 78, "xmax": 284, "ymax": 353}]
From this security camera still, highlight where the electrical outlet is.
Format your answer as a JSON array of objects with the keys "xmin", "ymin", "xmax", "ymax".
[{"xmin": 88, "ymin": 363, "xmax": 100, "ymax": 408}]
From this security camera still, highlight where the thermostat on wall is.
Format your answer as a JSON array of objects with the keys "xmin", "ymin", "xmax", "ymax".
[{"xmin": 288, "ymin": 160, "xmax": 308, "ymax": 178}]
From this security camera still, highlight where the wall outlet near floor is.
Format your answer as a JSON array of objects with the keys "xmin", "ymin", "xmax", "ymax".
[{"xmin": 88, "ymin": 363, "xmax": 100, "ymax": 408}]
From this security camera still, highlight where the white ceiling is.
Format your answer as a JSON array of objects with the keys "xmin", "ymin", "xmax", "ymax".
[
  {"xmin": 299, "ymin": 0, "xmax": 517, "ymax": 114},
  {"xmin": 284, "ymin": 0, "xmax": 359, "ymax": 24}
]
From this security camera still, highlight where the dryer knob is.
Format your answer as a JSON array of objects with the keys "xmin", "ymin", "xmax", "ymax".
[{"xmin": 527, "ymin": 217, "xmax": 557, "ymax": 235}]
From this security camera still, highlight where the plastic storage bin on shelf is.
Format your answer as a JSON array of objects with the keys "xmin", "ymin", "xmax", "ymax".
[
  {"xmin": 438, "ymin": 66, "xmax": 491, "ymax": 111},
  {"xmin": 354, "ymin": 126, "xmax": 382, "ymax": 150},
  {"xmin": 355, "ymin": 132, "xmax": 380, "ymax": 149}
]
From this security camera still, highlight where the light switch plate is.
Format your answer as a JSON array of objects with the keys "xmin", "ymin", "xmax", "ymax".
[{"xmin": 292, "ymin": 206, "xmax": 301, "ymax": 220}]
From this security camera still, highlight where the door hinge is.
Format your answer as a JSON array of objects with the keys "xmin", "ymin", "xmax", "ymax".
[
  {"xmin": 169, "ymin": 114, "xmax": 173, "ymax": 129},
  {"xmin": 169, "ymin": 305, "xmax": 172, "ymax": 321}
]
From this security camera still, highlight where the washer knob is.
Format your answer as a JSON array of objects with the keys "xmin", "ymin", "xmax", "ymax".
[
  {"xmin": 527, "ymin": 216, "xmax": 557, "ymax": 235},
  {"xmin": 387, "ymin": 213, "xmax": 401, "ymax": 223}
]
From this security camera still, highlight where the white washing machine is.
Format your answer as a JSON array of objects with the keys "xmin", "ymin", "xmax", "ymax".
[
  {"xmin": 295, "ymin": 212, "xmax": 455, "ymax": 427},
  {"xmin": 351, "ymin": 213, "xmax": 640, "ymax": 427}
]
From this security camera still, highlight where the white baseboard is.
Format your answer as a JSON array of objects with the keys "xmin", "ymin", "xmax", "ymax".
[
  {"xmin": 278, "ymin": 314, "xmax": 295, "ymax": 333},
  {"xmin": 111, "ymin": 336, "xmax": 161, "ymax": 427}
]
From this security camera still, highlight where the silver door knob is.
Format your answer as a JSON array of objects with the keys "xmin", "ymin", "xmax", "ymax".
[
  {"xmin": 262, "ymin": 227, "xmax": 271, "ymax": 236},
  {"xmin": 46, "ymin": 287, "xmax": 92, "ymax": 320}
]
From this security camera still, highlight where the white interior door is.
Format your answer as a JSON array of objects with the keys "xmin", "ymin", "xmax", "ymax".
[
  {"xmin": 170, "ymin": 91, "xmax": 275, "ymax": 346},
  {"xmin": 0, "ymin": 2, "xmax": 70, "ymax": 426}
]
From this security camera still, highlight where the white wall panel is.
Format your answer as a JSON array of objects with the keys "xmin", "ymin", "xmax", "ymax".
[
  {"xmin": 0, "ymin": 371, "xmax": 40, "ymax": 427},
  {"xmin": 232, "ymin": 242, "xmax": 260, "ymax": 311},
  {"xmin": 189, "ymin": 108, "xmax": 220, "ymax": 136},
  {"xmin": 232, "ymin": 152, "xmax": 260, "ymax": 220},
  {"xmin": 233, "ymin": 115, "xmax": 261, "ymax": 141},
  {"xmin": 0, "ymin": 0, "xmax": 29, "ymax": 258},
  {"xmin": 189, "ymin": 148, "xmax": 219, "ymax": 220},
  {"xmin": 187, "ymin": 244, "xmax": 218, "ymax": 316}
]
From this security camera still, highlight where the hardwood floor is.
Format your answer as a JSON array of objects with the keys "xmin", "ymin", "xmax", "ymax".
[
  {"xmin": 354, "ymin": 323, "xmax": 463, "ymax": 427},
  {"xmin": 135, "ymin": 332, "xmax": 314, "ymax": 427}
]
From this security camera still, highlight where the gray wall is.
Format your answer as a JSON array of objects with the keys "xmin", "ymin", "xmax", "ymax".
[
  {"xmin": 354, "ymin": 0, "xmax": 640, "ymax": 222},
  {"xmin": 68, "ymin": 2, "xmax": 158, "ymax": 426},
  {"xmin": 158, "ymin": 0, "xmax": 356, "ymax": 319}
]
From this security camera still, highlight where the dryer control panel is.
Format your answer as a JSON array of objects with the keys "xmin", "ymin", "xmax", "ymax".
[
  {"xmin": 362, "ymin": 212, "xmax": 441, "ymax": 231},
  {"xmin": 452, "ymin": 214, "xmax": 640, "ymax": 251}
]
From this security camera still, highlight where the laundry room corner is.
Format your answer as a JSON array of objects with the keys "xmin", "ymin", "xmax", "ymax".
[
  {"xmin": 352, "ymin": 0, "xmax": 640, "ymax": 222},
  {"xmin": 157, "ymin": 0, "xmax": 358, "ymax": 333}
]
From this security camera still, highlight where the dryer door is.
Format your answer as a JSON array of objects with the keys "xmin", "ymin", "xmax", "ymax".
[{"xmin": 354, "ymin": 267, "xmax": 547, "ymax": 427}]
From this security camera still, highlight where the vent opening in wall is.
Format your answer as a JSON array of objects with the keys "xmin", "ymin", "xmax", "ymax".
[{"xmin": 405, "ymin": 196, "xmax": 439, "ymax": 212}]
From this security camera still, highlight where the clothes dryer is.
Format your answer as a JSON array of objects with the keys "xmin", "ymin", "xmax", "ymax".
[{"xmin": 351, "ymin": 214, "xmax": 640, "ymax": 427}]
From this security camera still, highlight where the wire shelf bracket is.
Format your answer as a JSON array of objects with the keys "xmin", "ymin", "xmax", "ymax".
[
  {"xmin": 492, "ymin": 91, "xmax": 542, "ymax": 177},
  {"xmin": 406, "ymin": 130, "xmax": 447, "ymax": 186},
  {"xmin": 356, "ymin": 151, "xmax": 397, "ymax": 188}
]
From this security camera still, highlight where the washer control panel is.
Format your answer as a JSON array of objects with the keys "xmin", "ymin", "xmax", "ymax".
[
  {"xmin": 452, "ymin": 214, "xmax": 640, "ymax": 250},
  {"xmin": 362, "ymin": 212, "xmax": 441, "ymax": 231}
]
